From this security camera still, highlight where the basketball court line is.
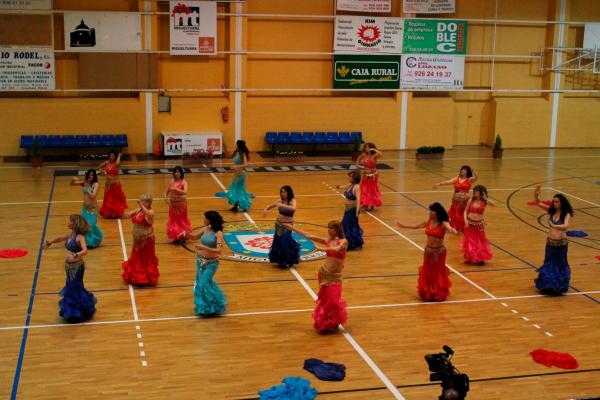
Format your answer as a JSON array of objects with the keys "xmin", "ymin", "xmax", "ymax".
[
  {"xmin": 551, "ymin": 187, "xmax": 600, "ymax": 208},
  {"xmin": 2, "ymin": 290, "xmax": 599, "ymax": 332}
]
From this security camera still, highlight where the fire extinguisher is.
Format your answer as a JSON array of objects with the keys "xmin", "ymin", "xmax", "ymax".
[{"xmin": 221, "ymin": 106, "xmax": 229, "ymax": 122}]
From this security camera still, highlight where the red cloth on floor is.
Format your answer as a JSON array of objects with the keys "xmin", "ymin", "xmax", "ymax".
[
  {"xmin": 595, "ymin": 255, "xmax": 600, "ymax": 261},
  {"xmin": 530, "ymin": 349, "xmax": 579, "ymax": 369},
  {"xmin": 0, "ymin": 249, "xmax": 28, "ymax": 258},
  {"xmin": 527, "ymin": 200, "xmax": 552, "ymax": 206}
]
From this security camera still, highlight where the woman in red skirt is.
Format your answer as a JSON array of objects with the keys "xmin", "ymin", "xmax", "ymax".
[
  {"xmin": 166, "ymin": 166, "xmax": 192, "ymax": 242},
  {"xmin": 398, "ymin": 202, "xmax": 457, "ymax": 302},
  {"xmin": 434, "ymin": 165, "xmax": 478, "ymax": 232},
  {"xmin": 121, "ymin": 193, "xmax": 159, "ymax": 286},
  {"xmin": 356, "ymin": 142, "xmax": 383, "ymax": 211},
  {"xmin": 99, "ymin": 151, "xmax": 128, "ymax": 218},
  {"xmin": 284, "ymin": 221, "xmax": 348, "ymax": 333},
  {"xmin": 462, "ymin": 185, "xmax": 494, "ymax": 265}
]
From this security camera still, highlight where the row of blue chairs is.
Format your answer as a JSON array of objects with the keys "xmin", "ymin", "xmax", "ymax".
[
  {"xmin": 20, "ymin": 134, "xmax": 128, "ymax": 149},
  {"xmin": 266, "ymin": 131, "xmax": 363, "ymax": 145}
]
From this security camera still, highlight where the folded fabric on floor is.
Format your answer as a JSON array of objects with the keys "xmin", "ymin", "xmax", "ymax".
[
  {"xmin": 530, "ymin": 349, "xmax": 579, "ymax": 369},
  {"xmin": 566, "ymin": 230, "xmax": 588, "ymax": 238},
  {"xmin": 303, "ymin": 358, "xmax": 346, "ymax": 381},
  {"xmin": 0, "ymin": 249, "xmax": 28, "ymax": 258},
  {"xmin": 258, "ymin": 377, "xmax": 318, "ymax": 400},
  {"xmin": 527, "ymin": 200, "xmax": 552, "ymax": 206}
]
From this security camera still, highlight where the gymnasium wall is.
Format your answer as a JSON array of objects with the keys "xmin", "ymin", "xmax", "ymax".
[{"xmin": 0, "ymin": 0, "xmax": 599, "ymax": 156}]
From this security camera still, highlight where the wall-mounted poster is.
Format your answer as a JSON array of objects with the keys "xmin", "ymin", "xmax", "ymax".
[
  {"xmin": 169, "ymin": 0, "xmax": 217, "ymax": 55},
  {"xmin": 0, "ymin": 48, "xmax": 55, "ymax": 90},
  {"xmin": 403, "ymin": 19, "xmax": 467, "ymax": 54},
  {"xmin": 0, "ymin": 0, "xmax": 51, "ymax": 9},
  {"xmin": 400, "ymin": 54, "xmax": 464, "ymax": 90},
  {"xmin": 336, "ymin": 0, "xmax": 391, "ymax": 13},
  {"xmin": 63, "ymin": 13, "xmax": 141, "ymax": 52},
  {"xmin": 334, "ymin": 16, "xmax": 403, "ymax": 54},
  {"xmin": 403, "ymin": 0, "xmax": 455, "ymax": 14},
  {"xmin": 333, "ymin": 54, "xmax": 401, "ymax": 89}
]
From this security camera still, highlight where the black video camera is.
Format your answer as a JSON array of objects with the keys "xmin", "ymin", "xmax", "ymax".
[{"xmin": 424, "ymin": 345, "xmax": 470, "ymax": 400}]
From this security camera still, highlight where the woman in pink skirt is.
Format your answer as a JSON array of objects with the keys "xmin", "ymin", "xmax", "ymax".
[
  {"xmin": 356, "ymin": 142, "xmax": 383, "ymax": 211},
  {"xmin": 165, "ymin": 166, "xmax": 192, "ymax": 242},
  {"xmin": 462, "ymin": 185, "xmax": 494, "ymax": 265}
]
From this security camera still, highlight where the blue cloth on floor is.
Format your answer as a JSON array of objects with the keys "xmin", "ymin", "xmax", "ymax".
[
  {"xmin": 566, "ymin": 230, "xmax": 588, "ymax": 238},
  {"xmin": 304, "ymin": 358, "xmax": 346, "ymax": 381},
  {"xmin": 258, "ymin": 377, "xmax": 318, "ymax": 400}
]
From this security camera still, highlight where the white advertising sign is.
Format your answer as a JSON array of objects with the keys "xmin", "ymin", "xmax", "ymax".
[
  {"xmin": 403, "ymin": 0, "xmax": 455, "ymax": 14},
  {"xmin": 0, "ymin": 0, "xmax": 51, "ymax": 9},
  {"xmin": 63, "ymin": 13, "xmax": 141, "ymax": 52},
  {"xmin": 336, "ymin": 0, "xmax": 391, "ymax": 13},
  {"xmin": 400, "ymin": 54, "xmax": 464, "ymax": 90},
  {"xmin": 583, "ymin": 23, "xmax": 600, "ymax": 49},
  {"xmin": 162, "ymin": 132, "xmax": 223, "ymax": 156},
  {"xmin": 334, "ymin": 16, "xmax": 404, "ymax": 54},
  {"xmin": 0, "ymin": 48, "xmax": 54, "ymax": 90},
  {"xmin": 169, "ymin": 1, "xmax": 217, "ymax": 55}
]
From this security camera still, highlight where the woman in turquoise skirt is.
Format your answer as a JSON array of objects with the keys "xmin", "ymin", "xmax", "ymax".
[
  {"xmin": 184, "ymin": 211, "xmax": 227, "ymax": 316},
  {"xmin": 71, "ymin": 169, "xmax": 104, "ymax": 248},
  {"xmin": 216, "ymin": 140, "xmax": 254, "ymax": 212}
]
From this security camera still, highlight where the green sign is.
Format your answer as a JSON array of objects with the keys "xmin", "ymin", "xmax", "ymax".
[
  {"xmin": 333, "ymin": 55, "xmax": 401, "ymax": 89},
  {"xmin": 403, "ymin": 19, "xmax": 467, "ymax": 54}
]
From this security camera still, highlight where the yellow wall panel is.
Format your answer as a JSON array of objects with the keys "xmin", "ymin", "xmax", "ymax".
[
  {"xmin": 493, "ymin": 97, "xmax": 552, "ymax": 147},
  {"xmin": 557, "ymin": 97, "xmax": 600, "ymax": 147},
  {"xmin": 406, "ymin": 97, "xmax": 454, "ymax": 149}
]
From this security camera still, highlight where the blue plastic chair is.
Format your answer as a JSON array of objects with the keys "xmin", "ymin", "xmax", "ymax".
[
  {"xmin": 75, "ymin": 135, "xmax": 89, "ymax": 148},
  {"xmin": 62, "ymin": 135, "xmax": 75, "ymax": 147},
  {"xmin": 115, "ymin": 134, "xmax": 128, "ymax": 147},
  {"xmin": 102, "ymin": 134, "xmax": 115, "ymax": 147},
  {"xmin": 47, "ymin": 135, "xmax": 62, "ymax": 148},
  {"xmin": 326, "ymin": 132, "xmax": 339, "ymax": 144},
  {"xmin": 338, "ymin": 132, "xmax": 351, "ymax": 144},
  {"xmin": 302, "ymin": 132, "xmax": 314, "ymax": 144},
  {"xmin": 266, "ymin": 131, "xmax": 277, "ymax": 144},
  {"xmin": 277, "ymin": 132, "xmax": 290, "ymax": 144},
  {"xmin": 34, "ymin": 135, "xmax": 48, "ymax": 147},
  {"xmin": 88, "ymin": 135, "xmax": 102, "ymax": 147},
  {"xmin": 314, "ymin": 132, "xmax": 327, "ymax": 144},
  {"xmin": 20, "ymin": 135, "xmax": 34, "ymax": 148},
  {"xmin": 290, "ymin": 132, "xmax": 303, "ymax": 144},
  {"xmin": 351, "ymin": 131, "xmax": 363, "ymax": 143}
]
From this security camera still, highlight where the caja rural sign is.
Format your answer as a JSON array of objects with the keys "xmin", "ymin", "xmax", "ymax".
[{"xmin": 333, "ymin": 54, "xmax": 401, "ymax": 89}]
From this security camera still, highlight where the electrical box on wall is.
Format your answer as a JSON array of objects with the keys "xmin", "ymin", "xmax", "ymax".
[{"xmin": 158, "ymin": 95, "xmax": 171, "ymax": 112}]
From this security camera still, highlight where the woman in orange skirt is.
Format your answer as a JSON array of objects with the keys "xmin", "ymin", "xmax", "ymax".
[
  {"xmin": 398, "ymin": 203, "xmax": 457, "ymax": 302},
  {"xmin": 121, "ymin": 193, "xmax": 159, "ymax": 286},
  {"xmin": 433, "ymin": 165, "xmax": 478, "ymax": 232},
  {"xmin": 99, "ymin": 151, "xmax": 128, "ymax": 218}
]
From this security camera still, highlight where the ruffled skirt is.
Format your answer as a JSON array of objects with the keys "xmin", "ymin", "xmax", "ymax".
[
  {"xmin": 461, "ymin": 223, "xmax": 492, "ymax": 263},
  {"xmin": 122, "ymin": 234, "xmax": 159, "ymax": 286},
  {"xmin": 342, "ymin": 207, "xmax": 364, "ymax": 250},
  {"xmin": 535, "ymin": 239, "xmax": 570, "ymax": 295},
  {"xmin": 166, "ymin": 199, "xmax": 192, "ymax": 241},
  {"xmin": 194, "ymin": 257, "xmax": 227, "ymax": 316},
  {"xmin": 59, "ymin": 261, "xmax": 97, "ymax": 323},
  {"xmin": 313, "ymin": 270, "xmax": 347, "ymax": 332},
  {"xmin": 448, "ymin": 196, "xmax": 468, "ymax": 232},
  {"xmin": 268, "ymin": 221, "xmax": 300, "ymax": 268},
  {"xmin": 360, "ymin": 174, "xmax": 382, "ymax": 208},
  {"xmin": 418, "ymin": 246, "xmax": 451, "ymax": 302},
  {"xmin": 216, "ymin": 171, "xmax": 255, "ymax": 211},
  {"xmin": 81, "ymin": 205, "xmax": 103, "ymax": 248},
  {"xmin": 99, "ymin": 181, "xmax": 128, "ymax": 218}
]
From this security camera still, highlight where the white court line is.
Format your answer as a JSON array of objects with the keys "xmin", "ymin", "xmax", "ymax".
[
  {"xmin": 550, "ymin": 187, "xmax": 600, "ymax": 208},
  {"xmin": 3, "ymin": 290, "xmax": 600, "ymax": 332},
  {"xmin": 208, "ymin": 167, "xmax": 405, "ymax": 400},
  {"xmin": 118, "ymin": 219, "xmax": 139, "ymax": 321}
]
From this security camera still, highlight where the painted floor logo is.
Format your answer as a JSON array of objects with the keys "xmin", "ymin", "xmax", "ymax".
[{"xmin": 223, "ymin": 222, "xmax": 326, "ymax": 263}]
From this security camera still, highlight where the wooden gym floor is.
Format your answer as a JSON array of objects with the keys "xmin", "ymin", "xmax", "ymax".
[{"xmin": 1, "ymin": 146, "xmax": 599, "ymax": 399}]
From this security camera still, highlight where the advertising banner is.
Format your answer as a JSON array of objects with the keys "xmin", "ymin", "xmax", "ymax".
[
  {"xmin": 169, "ymin": 0, "xmax": 217, "ymax": 55},
  {"xmin": 403, "ymin": 0, "xmax": 455, "ymax": 14},
  {"xmin": 336, "ymin": 0, "xmax": 391, "ymax": 13},
  {"xmin": 403, "ymin": 19, "xmax": 467, "ymax": 54},
  {"xmin": 334, "ymin": 16, "xmax": 403, "ymax": 54},
  {"xmin": 162, "ymin": 132, "xmax": 223, "ymax": 156},
  {"xmin": 0, "ymin": 0, "xmax": 51, "ymax": 9},
  {"xmin": 64, "ymin": 12, "xmax": 141, "ymax": 52},
  {"xmin": 0, "ymin": 48, "xmax": 54, "ymax": 90},
  {"xmin": 333, "ymin": 54, "xmax": 400, "ymax": 89},
  {"xmin": 400, "ymin": 54, "xmax": 464, "ymax": 90}
]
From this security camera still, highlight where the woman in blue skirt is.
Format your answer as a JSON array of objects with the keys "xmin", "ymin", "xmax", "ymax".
[
  {"xmin": 184, "ymin": 211, "xmax": 227, "ymax": 316},
  {"xmin": 216, "ymin": 140, "xmax": 254, "ymax": 212},
  {"xmin": 336, "ymin": 171, "xmax": 363, "ymax": 250},
  {"xmin": 533, "ymin": 186, "xmax": 574, "ymax": 295},
  {"xmin": 264, "ymin": 185, "xmax": 300, "ymax": 268},
  {"xmin": 71, "ymin": 169, "xmax": 104, "ymax": 248},
  {"xmin": 44, "ymin": 214, "xmax": 97, "ymax": 323}
]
